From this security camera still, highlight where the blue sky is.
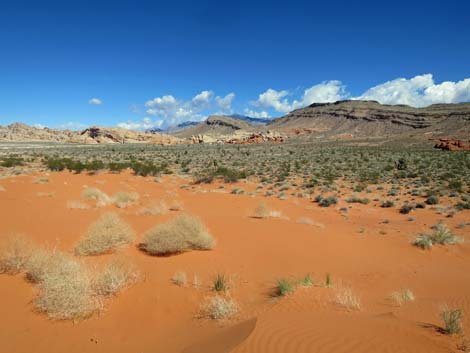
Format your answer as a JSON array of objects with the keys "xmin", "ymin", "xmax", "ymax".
[{"xmin": 0, "ymin": 0, "xmax": 469, "ymax": 130}]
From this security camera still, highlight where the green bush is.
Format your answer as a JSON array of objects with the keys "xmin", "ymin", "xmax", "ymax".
[
  {"xmin": 318, "ymin": 196, "xmax": 338, "ymax": 207},
  {"xmin": 1, "ymin": 157, "xmax": 24, "ymax": 167},
  {"xmin": 381, "ymin": 200, "xmax": 395, "ymax": 208},
  {"xmin": 426, "ymin": 195, "xmax": 439, "ymax": 205}
]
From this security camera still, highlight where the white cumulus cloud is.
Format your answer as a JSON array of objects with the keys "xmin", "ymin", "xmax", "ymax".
[
  {"xmin": 121, "ymin": 90, "xmax": 234, "ymax": 130},
  {"xmin": 355, "ymin": 74, "xmax": 470, "ymax": 107},
  {"xmin": 117, "ymin": 117, "xmax": 163, "ymax": 131},
  {"xmin": 244, "ymin": 109, "xmax": 270, "ymax": 119},
  {"xmin": 88, "ymin": 98, "xmax": 102, "ymax": 105},
  {"xmin": 215, "ymin": 93, "xmax": 235, "ymax": 114},
  {"xmin": 252, "ymin": 81, "xmax": 348, "ymax": 113}
]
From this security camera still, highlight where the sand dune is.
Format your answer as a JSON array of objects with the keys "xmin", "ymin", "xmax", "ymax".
[{"xmin": 0, "ymin": 171, "xmax": 468, "ymax": 353}]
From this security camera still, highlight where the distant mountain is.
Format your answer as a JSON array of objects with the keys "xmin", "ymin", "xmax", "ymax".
[
  {"xmin": 172, "ymin": 115, "xmax": 259, "ymax": 138},
  {"xmin": 267, "ymin": 100, "xmax": 470, "ymax": 139},
  {"xmin": 146, "ymin": 127, "xmax": 164, "ymax": 133},
  {"xmin": 176, "ymin": 121, "xmax": 199, "ymax": 128},
  {"xmin": 227, "ymin": 114, "xmax": 272, "ymax": 125},
  {"xmin": 0, "ymin": 123, "xmax": 182, "ymax": 145}
]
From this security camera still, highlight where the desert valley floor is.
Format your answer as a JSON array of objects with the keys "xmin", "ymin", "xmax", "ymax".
[{"xmin": 0, "ymin": 167, "xmax": 469, "ymax": 353}]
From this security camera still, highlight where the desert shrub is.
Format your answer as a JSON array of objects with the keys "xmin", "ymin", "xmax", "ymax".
[
  {"xmin": 413, "ymin": 224, "xmax": 462, "ymax": 249},
  {"xmin": 334, "ymin": 284, "xmax": 361, "ymax": 310},
  {"xmin": 108, "ymin": 162, "xmax": 130, "ymax": 173},
  {"xmin": 195, "ymin": 166, "xmax": 247, "ymax": 184},
  {"xmin": 346, "ymin": 196, "xmax": 370, "ymax": 204},
  {"xmin": 0, "ymin": 235, "xmax": 34, "ymax": 274},
  {"xmin": 300, "ymin": 273, "xmax": 313, "ymax": 287},
  {"xmin": 400, "ymin": 204, "xmax": 414, "ymax": 214},
  {"xmin": 81, "ymin": 187, "xmax": 112, "ymax": 206},
  {"xmin": 172, "ymin": 271, "xmax": 187, "ymax": 286},
  {"xmin": 213, "ymin": 166, "xmax": 247, "ymax": 183},
  {"xmin": 426, "ymin": 195, "xmax": 440, "ymax": 205},
  {"xmin": 75, "ymin": 213, "xmax": 135, "ymax": 256},
  {"xmin": 252, "ymin": 202, "xmax": 281, "ymax": 218},
  {"xmin": 395, "ymin": 158, "xmax": 407, "ymax": 170},
  {"xmin": 253, "ymin": 202, "xmax": 270, "ymax": 218},
  {"xmin": 200, "ymin": 295, "xmax": 238, "ymax": 320},
  {"xmin": 113, "ymin": 191, "xmax": 139, "ymax": 208},
  {"xmin": 430, "ymin": 224, "xmax": 462, "ymax": 245},
  {"xmin": 381, "ymin": 200, "xmax": 395, "ymax": 208},
  {"xmin": 318, "ymin": 196, "xmax": 337, "ymax": 207},
  {"xmin": 93, "ymin": 258, "xmax": 139, "ymax": 296},
  {"xmin": 44, "ymin": 157, "xmax": 65, "ymax": 171},
  {"xmin": 169, "ymin": 200, "xmax": 183, "ymax": 211},
  {"xmin": 325, "ymin": 273, "xmax": 332, "ymax": 288},
  {"xmin": 390, "ymin": 289, "xmax": 415, "ymax": 306},
  {"xmin": 84, "ymin": 160, "xmax": 105, "ymax": 172},
  {"xmin": 441, "ymin": 308, "xmax": 463, "ymax": 335},
  {"xmin": 213, "ymin": 273, "xmax": 228, "ymax": 292},
  {"xmin": 1, "ymin": 156, "xmax": 24, "ymax": 167},
  {"xmin": 140, "ymin": 214, "xmax": 215, "ymax": 255},
  {"xmin": 455, "ymin": 202, "xmax": 470, "ymax": 210},
  {"xmin": 44, "ymin": 158, "xmax": 99, "ymax": 174},
  {"xmin": 275, "ymin": 279, "xmax": 295, "ymax": 297},
  {"xmin": 231, "ymin": 188, "xmax": 244, "ymax": 194},
  {"xmin": 26, "ymin": 247, "xmax": 67, "ymax": 283},
  {"xmin": 28, "ymin": 249, "xmax": 99, "ymax": 320},
  {"xmin": 448, "ymin": 180, "xmax": 463, "ymax": 192},
  {"xmin": 130, "ymin": 161, "xmax": 169, "ymax": 177},
  {"xmin": 413, "ymin": 235, "xmax": 433, "ymax": 249}
]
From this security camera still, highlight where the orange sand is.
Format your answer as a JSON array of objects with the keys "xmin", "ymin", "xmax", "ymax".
[{"xmin": 0, "ymin": 171, "xmax": 469, "ymax": 353}]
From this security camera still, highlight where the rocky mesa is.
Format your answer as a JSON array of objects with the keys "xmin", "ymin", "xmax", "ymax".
[
  {"xmin": 0, "ymin": 123, "xmax": 182, "ymax": 145},
  {"xmin": 267, "ymin": 100, "xmax": 470, "ymax": 139}
]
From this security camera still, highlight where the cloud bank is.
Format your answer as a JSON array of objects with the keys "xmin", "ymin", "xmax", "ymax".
[
  {"xmin": 118, "ymin": 74, "xmax": 470, "ymax": 130},
  {"xmin": 356, "ymin": 74, "xmax": 470, "ymax": 107}
]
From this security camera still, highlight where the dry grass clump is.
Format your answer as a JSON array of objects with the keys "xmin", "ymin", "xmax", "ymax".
[
  {"xmin": 113, "ymin": 191, "xmax": 139, "ymax": 208},
  {"xmin": 34, "ymin": 177, "xmax": 49, "ymax": 184},
  {"xmin": 67, "ymin": 200, "xmax": 90, "ymax": 210},
  {"xmin": 253, "ymin": 202, "xmax": 282, "ymax": 219},
  {"xmin": 27, "ymin": 248, "xmax": 100, "ymax": 320},
  {"xmin": 390, "ymin": 289, "xmax": 415, "ymax": 306},
  {"xmin": 81, "ymin": 187, "xmax": 112, "ymax": 207},
  {"xmin": 200, "ymin": 295, "xmax": 239, "ymax": 320},
  {"xmin": 140, "ymin": 214, "xmax": 215, "ymax": 256},
  {"xmin": 93, "ymin": 258, "xmax": 139, "ymax": 296},
  {"xmin": 0, "ymin": 234, "xmax": 34, "ymax": 274},
  {"xmin": 441, "ymin": 306, "xmax": 463, "ymax": 335},
  {"xmin": 253, "ymin": 202, "xmax": 270, "ymax": 218},
  {"xmin": 334, "ymin": 284, "xmax": 361, "ymax": 310},
  {"xmin": 172, "ymin": 271, "xmax": 187, "ymax": 286},
  {"xmin": 193, "ymin": 274, "xmax": 201, "ymax": 288},
  {"xmin": 413, "ymin": 223, "xmax": 462, "ymax": 249},
  {"xmin": 26, "ymin": 247, "xmax": 70, "ymax": 283},
  {"xmin": 75, "ymin": 213, "xmax": 135, "ymax": 256},
  {"xmin": 169, "ymin": 200, "xmax": 183, "ymax": 211},
  {"xmin": 0, "ymin": 236, "xmax": 138, "ymax": 321}
]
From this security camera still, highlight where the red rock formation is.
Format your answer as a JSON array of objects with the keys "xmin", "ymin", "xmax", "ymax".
[
  {"xmin": 226, "ymin": 132, "xmax": 285, "ymax": 144},
  {"xmin": 434, "ymin": 138, "xmax": 470, "ymax": 151}
]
